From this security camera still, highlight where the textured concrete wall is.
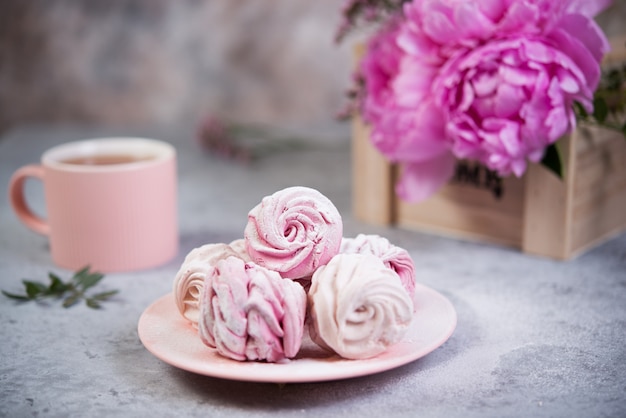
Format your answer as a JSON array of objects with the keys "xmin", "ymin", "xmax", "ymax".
[
  {"xmin": 0, "ymin": 0, "xmax": 353, "ymax": 136},
  {"xmin": 0, "ymin": 0, "xmax": 624, "ymax": 136}
]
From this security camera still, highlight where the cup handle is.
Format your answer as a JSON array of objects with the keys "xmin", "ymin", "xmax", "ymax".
[{"xmin": 9, "ymin": 164, "xmax": 50, "ymax": 236}]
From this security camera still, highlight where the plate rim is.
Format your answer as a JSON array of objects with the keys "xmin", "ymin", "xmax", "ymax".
[{"xmin": 138, "ymin": 283, "xmax": 457, "ymax": 383}]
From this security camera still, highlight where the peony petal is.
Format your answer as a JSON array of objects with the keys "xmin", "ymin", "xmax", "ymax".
[
  {"xmin": 497, "ymin": 1, "xmax": 539, "ymax": 34},
  {"xmin": 520, "ymin": 89, "xmax": 553, "ymax": 150},
  {"xmin": 393, "ymin": 57, "xmax": 438, "ymax": 107},
  {"xmin": 494, "ymin": 83, "xmax": 526, "ymax": 118},
  {"xmin": 555, "ymin": 14, "xmax": 610, "ymax": 62},
  {"xmin": 397, "ymin": 28, "xmax": 442, "ymax": 65},
  {"xmin": 454, "ymin": 2, "xmax": 496, "ymax": 40},
  {"xmin": 556, "ymin": 68, "xmax": 580, "ymax": 94},
  {"xmin": 550, "ymin": 33, "xmax": 598, "ymax": 91},
  {"xmin": 479, "ymin": 117, "xmax": 522, "ymax": 159},
  {"xmin": 528, "ymin": 148, "xmax": 545, "ymax": 163},
  {"xmin": 374, "ymin": 103, "xmax": 449, "ymax": 163},
  {"xmin": 547, "ymin": 77, "xmax": 566, "ymax": 107},
  {"xmin": 472, "ymin": 95, "xmax": 496, "ymax": 120},
  {"xmin": 498, "ymin": 121, "xmax": 523, "ymax": 157},
  {"xmin": 522, "ymin": 39, "xmax": 554, "ymax": 64},
  {"xmin": 477, "ymin": 0, "xmax": 509, "ymax": 21},
  {"xmin": 458, "ymin": 81, "xmax": 475, "ymax": 112},
  {"xmin": 423, "ymin": 8, "xmax": 458, "ymax": 44},
  {"xmin": 447, "ymin": 113, "xmax": 486, "ymax": 161},
  {"xmin": 472, "ymin": 72, "xmax": 498, "ymax": 97},
  {"xmin": 511, "ymin": 159, "xmax": 527, "ymax": 177},
  {"xmin": 548, "ymin": 16, "xmax": 608, "ymax": 90},
  {"xmin": 545, "ymin": 106, "xmax": 571, "ymax": 142},
  {"xmin": 566, "ymin": 0, "xmax": 612, "ymax": 17},
  {"xmin": 395, "ymin": 151, "xmax": 456, "ymax": 203},
  {"xmin": 499, "ymin": 64, "xmax": 538, "ymax": 86}
]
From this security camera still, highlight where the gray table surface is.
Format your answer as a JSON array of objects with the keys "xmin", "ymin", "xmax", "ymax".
[{"xmin": 1, "ymin": 124, "xmax": 625, "ymax": 418}]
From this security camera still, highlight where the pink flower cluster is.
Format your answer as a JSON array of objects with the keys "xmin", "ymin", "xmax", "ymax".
[{"xmin": 357, "ymin": 0, "xmax": 612, "ymax": 202}]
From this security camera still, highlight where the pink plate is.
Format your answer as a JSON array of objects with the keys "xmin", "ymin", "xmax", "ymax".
[{"xmin": 137, "ymin": 283, "xmax": 457, "ymax": 383}]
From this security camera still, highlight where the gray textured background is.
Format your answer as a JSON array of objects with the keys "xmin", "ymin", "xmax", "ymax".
[
  {"xmin": 1, "ymin": 124, "xmax": 625, "ymax": 417},
  {"xmin": 2, "ymin": 3, "xmax": 626, "ymax": 416},
  {"xmin": 1, "ymin": 0, "xmax": 625, "ymax": 136},
  {"xmin": 0, "ymin": 0, "xmax": 351, "ymax": 136}
]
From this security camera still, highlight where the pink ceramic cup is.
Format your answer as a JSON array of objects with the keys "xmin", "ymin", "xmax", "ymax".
[{"xmin": 9, "ymin": 137, "xmax": 178, "ymax": 272}]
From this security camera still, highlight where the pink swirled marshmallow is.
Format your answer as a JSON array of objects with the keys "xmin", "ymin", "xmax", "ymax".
[
  {"xmin": 172, "ymin": 243, "xmax": 241, "ymax": 326},
  {"xmin": 229, "ymin": 238, "xmax": 252, "ymax": 262},
  {"xmin": 198, "ymin": 256, "xmax": 307, "ymax": 362},
  {"xmin": 244, "ymin": 186, "xmax": 343, "ymax": 279},
  {"xmin": 308, "ymin": 253, "xmax": 414, "ymax": 360},
  {"xmin": 340, "ymin": 234, "xmax": 416, "ymax": 302}
]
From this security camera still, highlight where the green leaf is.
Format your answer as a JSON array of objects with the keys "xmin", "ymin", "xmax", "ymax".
[
  {"xmin": 74, "ymin": 267, "xmax": 104, "ymax": 290},
  {"xmin": 73, "ymin": 266, "xmax": 91, "ymax": 278},
  {"xmin": 62, "ymin": 293, "xmax": 81, "ymax": 308},
  {"xmin": 3, "ymin": 267, "xmax": 117, "ymax": 309},
  {"xmin": 540, "ymin": 144, "xmax": 563, "ymax": 179},
  {"xmin": 593, "ymin": 97, "xmax": 609, "ymax": 123},
  {"xmin": 90, "ymin": 290, "xmax": 119, "ymax": 301},
  {"xmin": 85, "ymin": 299, "xmax": 101, "ymax": 309},
  {"xmin": 1, "ymin": 290, "xmax": 31, "ymax": 301},
  {"xmin": 22, "ymin": 280, "xmax": 47, "ymax": 299},
  {"xmin": 48, "ymin": 273, "xmax": 71, "ymax": 294}
]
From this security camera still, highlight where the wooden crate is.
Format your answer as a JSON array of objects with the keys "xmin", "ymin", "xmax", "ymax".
[
  {"xmin": 353, "ymin": 120, "xmax": 626, "ymax": 259},
  {"xmin": 352, "ymin": 37, "xmax": 626, "ymax": 260}
]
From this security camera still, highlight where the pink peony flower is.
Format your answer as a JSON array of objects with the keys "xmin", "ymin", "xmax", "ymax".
[
  {"xmin": 358, "ymin": 0, "xmax": 611, "ymax": 201},
  {"xmin": 359, "ymin": 18, "xmax": 455, "ymax": 201},
  {"xmin": 437, "ymin": 35, "xmax": 603, "ymax": 176}
]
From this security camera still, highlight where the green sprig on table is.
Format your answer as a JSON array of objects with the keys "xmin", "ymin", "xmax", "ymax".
[{"xmin": 2, "ymin": 266, "xmax": 118, "ymax": 309}]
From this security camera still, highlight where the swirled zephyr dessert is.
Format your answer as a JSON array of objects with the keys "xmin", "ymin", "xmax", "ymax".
[
  {"xmin": 244, "ymin": 186, "xmax": 343, "ymax": 280},
  {"xmin": 172, "ymin": 186, "xmax": 420, "ymax": 363},
  {"xmin": 340, "ymin": 234, "xmax": 417, "ymax": 303},
  {"xmin": 228, "ymin": 238, "xmax": 252, "ymax": 262},
  {"xmin": 198, "ymin": 256, "xmax": 307, "ymax": 363},
  {"xmin": 172, "ymin": 243, "xmax": 241, "ymax": 326},
  {"xmin": 308, "ymin": 253, "xmax": 414, "ymax": 360}
]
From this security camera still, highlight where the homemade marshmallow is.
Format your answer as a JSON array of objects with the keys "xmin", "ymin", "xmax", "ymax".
[
  {"xmin": 198, "ymin": 256, "xmax": 307, "ymax": 362},
  {"xmin": 173, "ymin": 187, "xmax": 420, "ymax": 363},
  {"xmin": 173, "ymin": 243, "xmax": 241, "ymax": 326},
  {"xmin": 308, "ymin": 253, "xmax": 414, "ymax": 360},
  {"xmin": 244, "ymin": 186, "xmax": 343, "ymax": 279},
  {"xmin": 341, "ymin": 234, "xmax": 417, "ymax": 302},
  {"xmin": 229, "ymin": 238, "xmax": 252, "ymax": 262}
]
